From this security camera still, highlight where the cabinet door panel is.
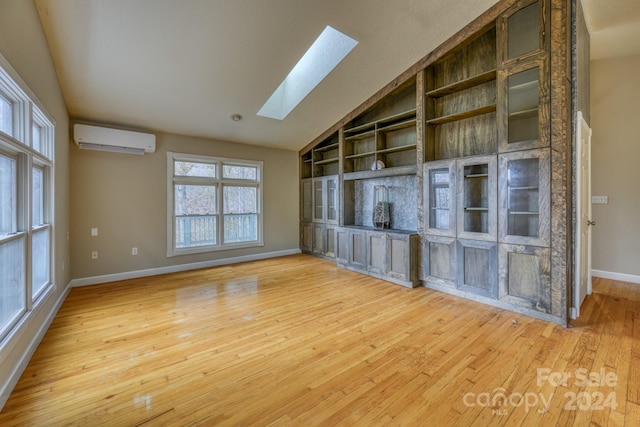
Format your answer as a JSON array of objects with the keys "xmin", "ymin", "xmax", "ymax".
[
  {"xmin": 336, "ymin": 228, "xmax": 349, "ymax": 265},
  {"xmin": 367, "ymin": 232, "xmax": 386, "ymax": 275},
  {"xmin": 312, "ymin": 224, "xmax": 325, "ymax": 254},
  {"xmin": 457, "ymin": 239, "xmax": 498, "ymax": 298},
  {"xmin": 326, "ymin": 176, "xmax": 339, "ymax": 224},
  {"xmin": 313, "ymin": 179, "xmax": 325, "ymax": 221},
  {"xmin": 302, "ymin": 179, "xmax": 313, "ymax": 222},
  {"xmin": 422, "ymin": 235, "xmax": 457, "ymax": 288},
  {"xmin": 325, "ymin": 226, "xmax": 336, "ymax": 258},
  {"xmin": 301, "ymin": 223, "xmax": 313, "ymax": 252},
  {"xmin": 498, "ymin": 57, "xmax": 550, "ymax": 153},
  {"xmin": 498, "ymin": 148, "xmax": 550, "ymax": 246},
  {"xmin": 456, "ymin": 155, "xmax": 497, "ymax": 241},
  {"xmin": 499, "ymin": 243, "xmax": 550, "ymax": 313},
  {"xmin": 423, "ymin": 159, "xmax": 456, "ymax": 237},
  {"xmin": 350, "ymin": 231, "xmax": 367, "ymax": 269}
]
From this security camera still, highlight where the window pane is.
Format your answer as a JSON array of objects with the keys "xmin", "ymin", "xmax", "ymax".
[
  {"xmin": 32, "ymin": 227, "xmax": 50, "ymax": 297},
  {"xmin": 0, "ymin": 93, "xmax": 12, "ymax": 136},
  {"xmin": 0, "ymin": 155, "xmax": 16, "ymax": 234},
  {"xmin": 0, "ymin": 237, "xmax": 25, "ymax": 337},
  {"xmin": 175, "ymin": 215, "xmax": 216, "ymax": 248},
  {"xmin": 32, "ymin": 124, "xmax": 41, "ymax": 152},
  {"xmin": 174, "ymin": 185, "xmax": 216, "ymax": 215},
  {"xmin": 174, "ymin": 161, "xmax": 216, "ymax": 177},
  {"xmin": 223, "ymin": 186, "xmax": 257, "ymax": 214},
  {"xmin": 32, "ymin": 167, "xmax": 43, "ymax": 226},
  {"xmin": 223, "ymin": 165, "xmax": 257, "ymax": 180},
  {"xmin": 224, "ymin": 214, "xmax": 257, "ymax": 243}
]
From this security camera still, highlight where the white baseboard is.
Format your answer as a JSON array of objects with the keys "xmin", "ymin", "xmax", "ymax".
[
  {"xmin": 0, "ymin": 282, "xmax": 72, "ymax": 410},
  {"xmin": 592, "ymin": 269, "xmax": 640, "ymax": 285},
  {"xmin": 70, "ymin": 249, "xmax": 302, "ymax": 287}
]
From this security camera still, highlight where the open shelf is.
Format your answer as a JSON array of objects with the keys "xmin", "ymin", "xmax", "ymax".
[
  {"xmin": 313, "ymin": 142, "xmax": 339, "ymax": 152},
  {"xmin": 427, "ymin": 104, "xmax": 496, "ymax": 125},
  {"xmin": 378, "ymin": 144, "xmax": 417, "ymax": 155},
  {"xmin": 344, "ymin": 130, "xmax": 376, "ymax": 141},
  {"xmin": 345, "ymin": 151, "xmax": 376, "ymax": 160},
  {"xmin": 313, "ymin": 158, "xmax": 339, "ymax": 166},
  {"xmin": 427, "ymin": 69, "xmax": 497, "ymax": 98},
  {"xmin": 343, "ymin": 165, "xmax": 418, "ymax": 181}
]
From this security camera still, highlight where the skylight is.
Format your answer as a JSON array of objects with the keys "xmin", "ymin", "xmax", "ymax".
[{"xmin": 257, "ymin": 26, "xmax": 358, "ymax": 121}]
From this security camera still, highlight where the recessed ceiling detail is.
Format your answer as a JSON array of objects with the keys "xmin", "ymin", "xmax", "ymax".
[{"xmin": 257, "ymin": 26, "xmax": 358, "ymax": 121}]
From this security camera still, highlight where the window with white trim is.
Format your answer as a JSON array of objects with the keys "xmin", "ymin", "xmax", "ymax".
[
  {"xmin": 0, "ymin": 56, "xmax": 55, "ymax": 344},
  {"xmin": 167, "ymin": 152, "xmax": 263, "ymax": 256}
]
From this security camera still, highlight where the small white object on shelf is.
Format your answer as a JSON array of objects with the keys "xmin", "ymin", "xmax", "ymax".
[{"xmin": 371, "ymin": 160, "xmax": 385, "ymax": 171}]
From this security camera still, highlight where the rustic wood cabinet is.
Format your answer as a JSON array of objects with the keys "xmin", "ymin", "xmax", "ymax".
[
  {"xmin": 337, "ymin": 227, "xmax": 418, "ymax": 288},
  {"xmin": 299, "ymin": 0, "xmax": 571, "ymax": 325}
]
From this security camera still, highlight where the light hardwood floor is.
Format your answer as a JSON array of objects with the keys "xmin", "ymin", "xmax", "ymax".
[{"xmin": 1, "ymin": 254, "xmax": 638, "ymax": 426}]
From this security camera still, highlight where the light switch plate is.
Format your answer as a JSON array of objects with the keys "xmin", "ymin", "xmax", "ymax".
[
  {"xmin": 91, "ymin": 227, "xmax": 98, "ymax": 237},
  {"xmin": 592, "ymin": 196, "xmax": 608, "ymax": 204}
]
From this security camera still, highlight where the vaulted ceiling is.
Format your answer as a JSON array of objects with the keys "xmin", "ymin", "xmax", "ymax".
[{"xmin": 35, "ymin": 0, "xmax": 639, "ymax": 152}]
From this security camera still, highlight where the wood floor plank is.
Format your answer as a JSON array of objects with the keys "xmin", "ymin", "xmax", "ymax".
[{"xmin": 0, "ymin": 254, "xmax": 639, "ymax": 426}]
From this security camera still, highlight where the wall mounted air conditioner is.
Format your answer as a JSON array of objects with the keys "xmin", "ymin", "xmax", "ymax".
[{"xmin": 73, "ymin": 124, "xmax": 156, "ymax": 155}]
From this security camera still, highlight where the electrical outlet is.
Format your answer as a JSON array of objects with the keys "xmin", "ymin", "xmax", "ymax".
[
  {"xmin": 91, "ymin": 251, "xmax": 98, "ymax": 260},
  {"xmin": 132, "ymin": 247, "xmax": 138, "ymax": 255},
  {"xmin": 592, "ymin": 196, "xmax": 608, "ymax": 204}
]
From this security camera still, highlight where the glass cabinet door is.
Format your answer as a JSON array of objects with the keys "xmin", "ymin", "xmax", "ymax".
[
  {"xmin": 500, "ymin": 0, "xmax": 548, "ymax": 65},
  {"xmin": 423, "ymin": 160, "xmax": 456, "ymax": 237},
  {"xmin": 302, "ymin": 179, "xmax": 312, "ymax": 222},
  {"xmin": 313, "ymin": 179, "xmax": 324, "ymax": 221},
  {"xmin": 506, "ymin": 1, "xmax": 541, "ymax": 60},
  {"xmin": 498, "ymin": 58, "xmax": 549, "ymax": 152},
  {"xmin": 456, "ymin": 155, "xmax": 497, "ymax": 241},
  {"xmin": 326, "ymin": 176, "xmax": 338, "ymax": 223},
  {"xmin": 499, "ymin": 148, "xmax": 550, "ymax": 246}
]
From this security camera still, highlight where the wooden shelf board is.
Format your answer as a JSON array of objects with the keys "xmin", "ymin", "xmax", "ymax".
[
  {"xmin": 376, "ymin": 109, "xmax": 417, "ymax": 127},
  {"xmin": 465, "ymin": 173, "xmax": 488, "ymax": 178},
  {"xmin": 343, "ymin": 165, "xmax": 417, "ymax": 181},
  {"xmin": 345, "ymin": 130, "xmax": 376, "ymax": 141},
  {"xmin": 303, "ymin": 159, "xmax": 312, "ymax": 163},
  {"xmin": 427, "ymin": 69, "xmax": 497, "ymax": 98},
  {"xmin": 377, "ymin": 118, "xmax": 416, "ymax": 133},
  {"xmin": 313, "ymin": 142, "xmax": 339, "ymax": 152},
  {"xmin": 344, "ymin": 123, "xmax": 375, "ymax": 135},
  {"xmin": 313, "ymin": 157, "xmax": 339, "ymax": 165},
  {"xmin": 378, "ymin": 144, "xmax": 417, "ymax": 155},
  {"xmin": 509, "ymin": 186, "xmax": 538, "ymax": 191},
  {"xmin": 431, "ymin": 207, "xmax": 450, "ymax": 210},
  {"xmin": 509, "ymin": 108, "xmax": 537, "ymax": 119},
  {"xmin": 464, "ymin": 207, "xmax": 489, "ymax": 211},
  {"xmin": 345, "ymin": 109, "xmax": 417, "ymax": 137},
  {"xmin": 508, "ymin": 211, "xmax": 539, "ymax": 215},
  {"xmin": 345, "ymin": 151, "xmax": 376, "ymax": 160},
  {"xmin": 427, "ymin": 104, "xmax": 496, "ymax": 125},
  {"xmin": 509, "ymin": 79, "xmax": 538, "ymax": 92}
]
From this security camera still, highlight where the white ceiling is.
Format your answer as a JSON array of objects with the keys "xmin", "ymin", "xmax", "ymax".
[
  {"xmin": 36, "ymin": 0, "xmax": 639, "ymax": 152},
  {"xmin": 581, "ymin": 0, "xmax": 640, "ymax": 60}
]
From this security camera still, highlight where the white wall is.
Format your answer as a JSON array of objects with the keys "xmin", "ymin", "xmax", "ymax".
[{"xmin": 590, "ymin": 54, "xmax": 640, "ymax": 278}]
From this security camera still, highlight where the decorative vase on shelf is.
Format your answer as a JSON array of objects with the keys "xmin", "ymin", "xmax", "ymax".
[{"xmin": 373, "ymin": 185, "xmax": 390, "ymax": 229}]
